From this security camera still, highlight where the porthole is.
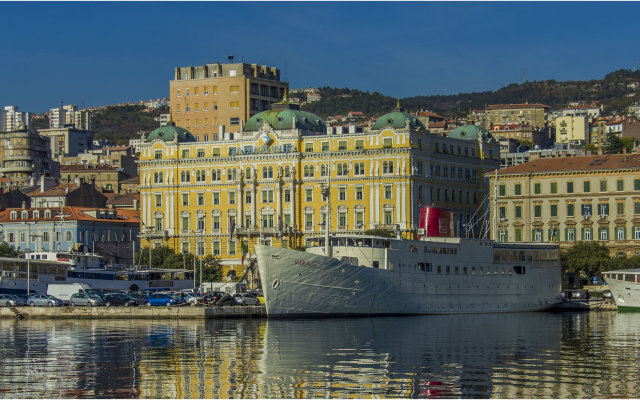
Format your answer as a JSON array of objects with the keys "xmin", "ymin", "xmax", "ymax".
[{"xmin": 272, "ymin": 279, "xmax": 280, "ymax": 289}]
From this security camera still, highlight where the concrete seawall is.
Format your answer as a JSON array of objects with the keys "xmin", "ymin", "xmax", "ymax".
[{"xmin": 0, "ymin": 305, "xmax": 266, "ymax": 319}]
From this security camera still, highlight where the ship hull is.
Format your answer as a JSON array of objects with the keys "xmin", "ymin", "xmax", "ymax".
[
  {"xmin": 605, "ymin": 269, "xmax": 640, "ymax": 310},
  {"xmin": 256, "ymin": 245, "xmax": 562, "ymax": 317}
]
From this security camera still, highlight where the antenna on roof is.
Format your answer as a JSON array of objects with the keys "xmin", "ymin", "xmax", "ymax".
[{"xmin": 227, "ymin": 55, "xmax": 234, "ymax": 63}]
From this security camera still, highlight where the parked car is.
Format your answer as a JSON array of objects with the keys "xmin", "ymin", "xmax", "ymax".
[
  {"xmin": 69, "ymin": 293, "xmax": 104, "ymax": 306},
  {"xmin": 6, "ymin": 295, "xmax": 27, "ymax": 306},
  {"xmin": 103, "ymin": 293, "xmax": 138, "ymax": 307},
  {"xmin": 27, "ymin": 294, "xmax": 64, "ymax": 307},
  {"xmin": 234, "ymin": 293, "xmax": 260, "ymax": 306},
  {"xmin": 0, "ymin": 294, "xmax": 25, "ymax": 307},
  {"xmin": 127, "ymin": 292, "xmax": 148, "ymax": 303},
  {"xmin": 180, "ymin": 292, "xmax": 202, "ymax": 306},
  {"xmin": 249, "ymin": 289, "xmax": 265, "ymax": 305},
  {"xmin": 144, "ymin": 293, "xmax": 179, "ymax": 307}
]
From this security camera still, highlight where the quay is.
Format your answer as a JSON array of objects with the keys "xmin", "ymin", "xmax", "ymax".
[{"xmin": 0, "ymin": 305, "xmax": 266, "ymax": 319}]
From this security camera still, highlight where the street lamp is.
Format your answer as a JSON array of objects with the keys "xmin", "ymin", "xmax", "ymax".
[{"xmin": 25, "ymin": 221, "xmax": 36, "ymax": 295}]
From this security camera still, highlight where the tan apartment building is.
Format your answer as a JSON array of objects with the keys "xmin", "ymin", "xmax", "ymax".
[
  {"xmin": 169, "ymin": 59, "xmax": 289, "ymax": 141},
  {"xmin": 554, "ymin": 115, "xmax": 589, "ymax": 144},
  {"xmin": 484, "ymin": 103, "xmax": 549, "ymax": 129},
  {"xmin": 488, "ymin": 153, "xmax": 640, "ymax": 257},
  {"xmin": 0, "ymin": 129, "xmax": 56, "ymax": 185}
]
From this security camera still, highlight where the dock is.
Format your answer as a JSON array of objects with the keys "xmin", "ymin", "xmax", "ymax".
[{"xmin": 0, "ymin": 305, "xmax": 267, "ymax": 319}]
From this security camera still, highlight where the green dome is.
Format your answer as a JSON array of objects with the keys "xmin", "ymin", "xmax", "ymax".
[
  {"xmin": 244, "ymin": 108, "xmax": 326, "ymax": 133},
  {"xmin": 373, "ymin": 111, "xmax": 425, "ymax": 130},
  {"xmin": 146, "ymin": 124, "xmax": 197, "ymax": 143},
  {"xmin": 448, "ymin": 124, "xmax": 493, "ymax": 141}
]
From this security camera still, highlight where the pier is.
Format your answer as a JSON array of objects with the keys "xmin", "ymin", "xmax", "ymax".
[{"xmin": 0, "ymin": 305, "xmax": 266, "ymax": 319}]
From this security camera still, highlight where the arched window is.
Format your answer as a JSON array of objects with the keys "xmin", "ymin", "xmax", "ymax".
[
  {"xmin": 212, "ymin": 169, "xmax": 221, "ymax": 181},
  {"xmin": 337, "ymin": 163, "xmax": 348, "ymax": 176},
  {"xmin": 227, "ymin": 168, "xmax": 237, "ymax": 181},
  {"xmin": 245, "ymin": 167, "xmax": 252, "ymax": 179},
  {"xmin": 284, "ymin": 165, "xmax": 291, "ymax": 178},
  {"xmin": 262, "ymin": 166, "xmax": 273, "ymax": 179},
  {"xmin": 304, "ymin": 165, "xmax": 314, "ymax": 178},
  {"xmin": 320, "ymin": 164, "xmax": 327, "ymax": 176}
]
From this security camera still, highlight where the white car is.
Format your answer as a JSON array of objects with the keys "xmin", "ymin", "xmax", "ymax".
[{"xmin": 233, "ymin": 293, "xmax": 260, "ymax": 306}]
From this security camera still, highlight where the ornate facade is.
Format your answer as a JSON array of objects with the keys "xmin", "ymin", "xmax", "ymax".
[{"xmin": 138, "ymin": 101, "xmax": 500, "ymax": 277}]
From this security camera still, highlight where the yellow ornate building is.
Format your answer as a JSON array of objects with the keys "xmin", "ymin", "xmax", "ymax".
[{"xmin": 138, "ymin": 100, "xmax": 500, "ymax": 278}]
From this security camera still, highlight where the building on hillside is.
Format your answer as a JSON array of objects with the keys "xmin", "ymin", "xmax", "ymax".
[
  {"xmin": 484, "ymin": 103, "xmax": 549, "ymax": 130},
  {"xmin": 0, "ymin": 128, "xmax": 56, "ymax": 185},
  {"xmin": 138, "ymin": 99, "xmax": 500, "ymax": 278},
  {"xmin": 489, "ymin": 153, "xmax": 640, "ymax": 258},
  {"xmin": 488, "ymin": 123, "xmax": 549, "ymax": 148},
  {"xmin": 169, "ymin": 58, "xmax": 289, "ymax": 141},
  {"xmin": 49, "ymin": 104, "xmax": 91, "ymax": 130},
  {"xmin": 591, "ymin": 116, "xmax": 640, "ymax": 146},
  {"xmin": 62, "ymin": 145, "xmax": 137, "ymax": 179},
  {"xmin": 629, "ymin": 103, "xmax": 640, "ymax": 118},
  {"xmin": 0, "ymin": 206, "xmax": 140, "ymax": 265},
  {"xmin": 554, "ymin": 115, "xmax": 589, "ymax": 144},
  {"xmin": 38, "ymin": 126, "xmax": 93, "ymax": 160},
  {"xmin": 415, "ymin": 111, "xmax": 446, "ymax": 128},
  {"xmin": 562, "ymin": 104, "xmax": 602, "ymax": 121},
  {"xmin": 0, "ymin": 106, "xmax": 32, "ymax": 132},
  {"xmin": 27, "ymin": 180, "xmax": 107, "ymax": 208},
  {"xmin": 59, "ymin": 164, "xmax": 129, "ymax": 193},
  {"xmin": 500, "ymin": 144, "xmax": 585, "ymax": 168}
]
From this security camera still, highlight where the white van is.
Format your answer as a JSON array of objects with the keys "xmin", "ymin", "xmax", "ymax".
[{"xmin": 47, "ymin": 283, "xmax": 92, "ymax": 305}]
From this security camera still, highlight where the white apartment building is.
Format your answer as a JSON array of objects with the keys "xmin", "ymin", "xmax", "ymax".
[
  {"xmin": 0, "ymin": 105, "xmax": 32, "ymax": 132},
  {"xmin": 49, "ymin": 104, "xmax": 91, "ymax": 130}
]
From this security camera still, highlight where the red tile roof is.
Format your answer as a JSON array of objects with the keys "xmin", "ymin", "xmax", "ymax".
[
  {"xmin": 486, "ymin": 103, "xmax": 550, "ymax": 110},
  {"xmin": 0, "ymin": 206, "xmax": 140, "ymax": 224},
  {"xmin": 417, "ymin": 111, "xmax": 445, "ymax": 119},
  {"xmin": 495, "ymin": 154, "xmax": 640, "ymax": 175}
]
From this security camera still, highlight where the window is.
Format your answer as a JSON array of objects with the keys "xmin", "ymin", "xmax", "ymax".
[
  {"xmin": 583, "ymin": 180, "xmax": 590, "ymax": 193},
  {"xmin": 182, "ymin": 193, "xmax": 189, "ymax": 206},
  {"xmin": 598, "ymin": 203, "xmax": 609, "ymax": 217},
  {"xmin": 245, "ymin": 192, "xmax": 252, "ymax": 204},
  {"xmin": 303, "ymin": 165, "xmax": 314, "ymax": 178},
  {"xmin": 337, "ymin": 163, "xmax": 348, "ymax": 176},
  {"xmin": 284, "ymin": 189, "xmax": 291, "ymax": 203},
  {"xmin": 600, "ymin": 180, "xmax": 607, "ymax": 192},
  {"xmin": 230, "ymin": 85, "xmax": 240, "ymax": 93},
  {"xmin": 354, "ymin": 162, "xmax": 365, "ymax": 175},
  {"xmin": 356, "ymin": 186, "xmax": 363, "ymax": 200},
  {"xmin": 599, "ymin": 228, "xmax": 608, "ymax": 241},
  {"xmin": 617, "ymin": 179, "xmax": 624, "ymax": 191},
  {"xmin": 338, "ymin": 211, "xmax": 347, "ymax": 228},
  {"xmin": 213, "ymin": 192, "xmax": 220, "ymax": 205},
  {"xmin": 355, "ymin": 210, "xmax": 364, "ymax": 228},
  {"xmin": 230, "ymin": 117, "xmax": 240, "ymax": 125},
  {"xmin": 550, "ymin": 182, "xmax": 557, "ymax": 194},
  {"xmin": 65, "ymin": 231, "xmax": 72, "ymax": 242},
  {"xmin": 305, "ymin": 143, "xmax": 313, "ymax": 152},
  {"xmin": 382, "ymin": 161, "xmax": 394, "ymax": 174},
  {"xmin": 514, "ymin": 184, "xmax": 521, "ymax": 195},
  {"xmin": 533, "ymin": 229, "xmax": 542, "ymax": 242},
  {"xmin": 339, "ymin": 187, "xmax": 346, "ymax": 201},
  {"xmin": 567, "ymin": 181, "xmax": 573, "ymax": 194},
  {"xmin": 262, "ymin": 166, "xmax": 274, "ymax": 179},
  {"xmin": 322, "ymin": 141, "xmax": 329, "ymax": 152},
  {"xmin": 227, "ymin": 168, "xmax": 237, "ymax": 180},
  {"xmin": 567, "ymin": 228, "xmax": 575, "ymax": 241},
  {"xmin": 180, "ymin": 170, "xmax": 191, "ymax": 183},
  {"xmin": 355, "ymin": 139, "xmax": 364, "ymax": 150},
  {"xmin": 383, "ymin": 138, "xmax": 392, "ymax": 148},
  {"xmin": 155, "ymin": 194, "xmax": 162, "ymax": 207},
  {"xmin": 211, "ymin": 169, "xmax": 222, "ymax": 181},
  {"xmin": 617, "ymin": 202, "xmax": 624, "ymax": 215},
  {"xmin": 583, "ymin": 228, "xmax": 592, "ymax": 241},
  {"xmin": 305, "ymin": 189, "xmax": 313, "ymax": 202},
  {"xmin": 384, "ymin": 185, "xmax": 392, "ymax": 199},
  {"xmin": 197, "ymin": 148, "xmax": 205, "ymax": 158},
  {"xmin": 567, "ymin": 203, "xmax": 574, "ymax": 217},
  {"xmin": 582, "ymin": 204, "xmax": 592, "ymax": 217},
  {"xmin": 515, "ymin": 229, "xmax": 522, "ymax": 242},
  {"xmin": 617, "ymin": 227, "xmax": 625, "ymax": 240},
  {"xmin": 261, "ymin": 189, "xmax": 274, "ymax": 203},
  {"xmin": 515, "ymin": 206, "xmax": 522, "ymax": 218},
  {"xmin": 154, "ymin": 150, "xmax": 162, "ymax": 159},
  {"xmin": 635, "ymin": 179, "xmax": 640, "ymax": 191},
  {"xmin": 338, "ymin": 141, "xmax": 347, "ymax": 150},
  {"xmin": 229, "ymin": 191, "xmax": 236, "ymax": 205},
  {"xmin": 182, "ymin": 149, "xmax": 189, "ymax": 158},
  {"xmin": 383, "ymin": 210, "xmax": 393, "ymax": 225},
  {"xmin": 230, "ymin": 101, "xmax": 240, "ymax": 109},
  {"xmin": 550, "ymin": 204, "xmax": 557, "ymax": 217},
  {"xmin": 182, "ymin": 217, "xmax": 189, "ymax": 231},
  {"xmin": 635, "ymin": 202, "xmax": 640, "ymax": 214},
  {"xmin": 195, "ymin": 169, "xmax": 206, "ymax": 182},
  {"xmin": 534, "ymin": 205, "xmax": 541, "ymax": 218},
  {"xmin": 197, "ymin": 193, "xmax": 204, "ymax": 206},
  {"xmin": 155, "ymin": 217, "xmax": 163, "ymax": 231},
  {"xmin": 499, "ymin": 185, "xmax": 505, "ymax": 196},
  {"xmin": 635, "ymin": 226, "xmax": 640, "ymax": 240},
  {"xmin": 534, "ymin": 183, "xmax": 541, "ymax": 194}
]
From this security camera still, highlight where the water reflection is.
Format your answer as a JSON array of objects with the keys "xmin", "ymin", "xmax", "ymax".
[{"xmin": 0, "ymin": 313, "xmax": 640, "ymax": 398}]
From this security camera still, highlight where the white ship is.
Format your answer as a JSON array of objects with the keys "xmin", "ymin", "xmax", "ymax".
[
  {"xmin": 0, "ymin": 250, "xmax": 194, "ymax": 294},
  {"xmin": 603, "ymin": 269, "xmax": 640, "ymax": 311},
  {"xmin": 256, "ymin": 206, "xmax": 562, "ymax": 317}
]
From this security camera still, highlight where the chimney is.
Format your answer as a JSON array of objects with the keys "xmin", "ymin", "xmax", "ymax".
[
  {"xmin": 22, "ymin": 201, "xmax": 26, "ymax": 210},
  {"xmin": 40, "ymin": 176, "xmax": 45, "ymax": 193}
]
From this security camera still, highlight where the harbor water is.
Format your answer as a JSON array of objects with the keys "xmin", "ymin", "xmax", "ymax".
[{"xmin": 1, "ymin": 311, "xmax": 640, "ymax": 398}]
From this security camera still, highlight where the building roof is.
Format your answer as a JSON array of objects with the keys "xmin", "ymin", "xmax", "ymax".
[
  {"xmin": 373, "ymin": 110, "xmax": 425, "ymax": 130},
  {"xmin": 486, "ymin": 103, "xmax": 550, "ymax": 110},
  {"xmin": 26, "ymin": 183, "xmax": 78, "ymax": 197},
  {"xmin": 244, "ymin": 100, "xmax": 326, "ymax": 132},
  {"xmin": 416, "ymin": 111, "xmax": 445, "ymax": 119},
  {"xmin": 448, "ymin": 123, "xmax": 493, "ymax": 141},
  {"xmin": 146, "ymin": 124, "xmax": 197, "ymax": 143},
  {"xmin": 120, "ymin": 175, "xmax": 139, "ymax": 185},
  {"xmin": 60, "ymin": 164, "xmax": 118, "ymax": 171},
  {"xmin": 104, "ymin": 192, "xmax": 140, "ymax": 207},
  {"xmin": 495, "ymin": 153, "xmax": 640, "ymax": 175},
  {"xmin": 0, "ymin": 206, "xmax": 140, "ymax": 224}
]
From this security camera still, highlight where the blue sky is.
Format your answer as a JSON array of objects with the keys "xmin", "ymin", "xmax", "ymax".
[{"xmin": 1, "ymin": 1, "xmax": 639, "ymax": 113}]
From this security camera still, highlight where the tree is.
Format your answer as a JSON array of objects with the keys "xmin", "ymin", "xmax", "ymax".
[
  {"xmin": 604, "ymin": 132, "xmax": 624, "ymax": 154},
  {"xmin": 134, "ymin": 245, "xmax": 222, "ymax": 284},
  {"xmin": 0, "ymin": 242, "xmax": 21, "ymax": 258},
  {"xmin": 561, "ymin": 242, "xmax": 611, "ymax": 283}
]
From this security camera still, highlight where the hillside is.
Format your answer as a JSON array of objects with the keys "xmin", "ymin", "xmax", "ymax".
[
  {"xmin": 300, "ymin": 69, "xmax": 640, "ymax": 119},
  {"xmin": 91, "ymin": 104, "xmax": 169, "ymax": 145}
]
